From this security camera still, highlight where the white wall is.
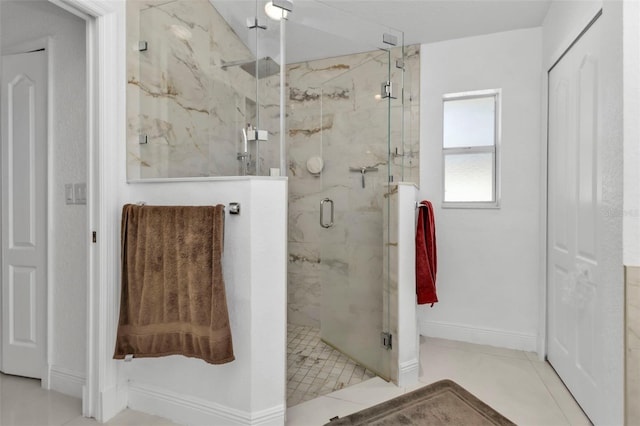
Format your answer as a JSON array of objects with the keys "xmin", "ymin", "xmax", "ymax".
[
  {"xmin": 623, "ymin": 1, "xmax": 640, "ymax": 266},
  {"xmin": 0, "ymin": 0, "xmax": 87, "ymax": 397},
  {"xmin": 418, "ymin": 28, "xmax": 542, "ymax": 351},
  {"xmin": 598, "ymin": 4, "xmax": 624, "ymax": 423},
  {"xmin": 118, "ymin": 178, "xmax": 287, "ymax": 426},
  {"xmin": 623, "ymin": 4, "xmax": 640, "ymax": 423}
]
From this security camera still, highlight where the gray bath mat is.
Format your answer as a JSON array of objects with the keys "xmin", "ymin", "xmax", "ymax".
[{"xmin": 324, "ymin": 379, "xmax": 516, "ymax": 425}]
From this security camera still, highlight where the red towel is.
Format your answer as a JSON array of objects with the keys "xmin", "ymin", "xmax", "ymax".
[{"xmin": 416, "ymin": 200, "xmax": 438, "ymax": 305}]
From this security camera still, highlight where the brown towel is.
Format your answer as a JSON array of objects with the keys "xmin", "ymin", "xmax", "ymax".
[{"xmin": 114, "ymin": 204, "xmax": 234, "ymax": 364}]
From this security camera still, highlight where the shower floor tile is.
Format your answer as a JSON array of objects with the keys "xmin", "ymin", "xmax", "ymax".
[{"xmin": 287, "ymin": 324, "xmax": 376, "ymax": 407}]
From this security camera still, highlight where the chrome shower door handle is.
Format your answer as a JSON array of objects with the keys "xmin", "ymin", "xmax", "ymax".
[{"xmin": 320, "ymin": 198, "xmax": 334, "ymax": 228}]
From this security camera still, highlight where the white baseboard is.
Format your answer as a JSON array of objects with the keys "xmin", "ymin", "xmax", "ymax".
[
  {"xmin": 49, "ymin": 365, "xmax": 85, "ymax": 398},
  {"xmin": 128, "ymin": 381, "xmax": 285, "ymax": 426},
  {"xmin": 397, "ymin": 359, "xmax": 419, "ymax": 388},
  {"xmin": 419, "ymin": 319, "xmax": 537, "ymax": 352},
  {"xmin": 99, "ymin": 383, "xmax": 129, "ymax": 423}
]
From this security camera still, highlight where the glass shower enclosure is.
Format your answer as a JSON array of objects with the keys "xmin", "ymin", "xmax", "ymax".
[{"xmin": 126, "ymin": 0, "xmax": 416, "ymax": 388}]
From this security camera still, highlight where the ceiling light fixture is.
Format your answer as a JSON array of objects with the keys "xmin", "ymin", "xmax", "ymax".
[
  {"xmin": 265, "ymin": 0, "xmax": 292, "ymax": 21},
  {"xmin": 265, "ymin": 1, "xmax": 288, "ymax": 21}
]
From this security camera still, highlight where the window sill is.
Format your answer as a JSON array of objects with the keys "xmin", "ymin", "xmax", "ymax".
[{"xmin": 441, "ymin": 201, "xmax": 500, "ymax": 209}]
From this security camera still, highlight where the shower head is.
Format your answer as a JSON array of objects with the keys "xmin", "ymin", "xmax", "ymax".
[{"xmin": 220, "ymin": 57, "xmax": 280, "ymax": 79}]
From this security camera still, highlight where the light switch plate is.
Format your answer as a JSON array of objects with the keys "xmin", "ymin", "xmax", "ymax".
[
  {"xmin": 65, "ymin": 184, "xmax": 74, "ymax": 204},
  {"xmin": 74, "ymin": 183, "xmax": 87, "ymax": 205}
]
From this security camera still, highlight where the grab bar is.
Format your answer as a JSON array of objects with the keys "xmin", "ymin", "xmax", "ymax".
[{"xmin": 320, "ymin": 198, "xmax": 334, "ymax": 228}]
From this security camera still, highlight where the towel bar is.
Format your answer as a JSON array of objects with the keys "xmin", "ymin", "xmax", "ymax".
[{"xmin": 132, "ymin": 201, "xmax": 241, "ymax": 215}]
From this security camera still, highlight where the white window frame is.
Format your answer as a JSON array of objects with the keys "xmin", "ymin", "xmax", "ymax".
[{"xmin": 441, "ymin": 89, "xmax": 501, "ymax": 209}]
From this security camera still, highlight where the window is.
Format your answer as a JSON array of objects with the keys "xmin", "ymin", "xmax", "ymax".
[{"xmin": 442, "ymin": 89, "xmax": 500, "ymax": 208}]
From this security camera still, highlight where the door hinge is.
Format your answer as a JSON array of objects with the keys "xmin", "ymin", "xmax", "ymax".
[
  {"xmin": 382, "ymin": 32, "xmax": 398, "ymax": 46},
  {"xmin": 380, "ymin": 81, "xmax": 397, "ymax": 99},
  {"xmin": 381, "ymin": 332, "xmax": 392, "ymax": 350},
  {"xmin": 92, "ymin": 231, "xmax": 97, "ymax": 243}
]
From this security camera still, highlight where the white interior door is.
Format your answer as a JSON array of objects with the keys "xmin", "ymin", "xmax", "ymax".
[
  {"xmin": 1, "ymin": 50, "xmax": 47, "ymax": 379},
  {"xmin": 547, "ymin": 16, "xmax": 605, "ymax": 424}
]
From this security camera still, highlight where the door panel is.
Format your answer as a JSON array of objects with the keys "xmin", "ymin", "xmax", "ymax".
[
  {"xmin": 547, "ymin": 16, "xmax": 602, "ymax": 424},
  {"xmin": 9, "ymin": 266, "xmax": 37, "ymax": 345},
  {"xmin": 576, "ymin": 56, "xmax": 598, "ymax": 262},
  {"xmin": 553, "ymin": 266, "xmax": 570, "ymax": 352},
  {"xmin": 319, "ymin": 51, "xmax": 391, "ymax": 379},
  {"xmin": 1, "ymin": 50, "xmax": 47, "ymax": 378},
  {"xmin": 9, "ymin": 75, "xmax": 37, "ymax": 248}
]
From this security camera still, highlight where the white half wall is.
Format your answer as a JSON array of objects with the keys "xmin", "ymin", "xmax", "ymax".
[
  {"xmin": 386, "ymin": 183, "xmax": 420, "ymax": 386},
  {"xmin": 0, "ymin": 0, "xmax": 87, "ymax": 396},
  {"xmin": 120, "ymin": 178, "xmax": 287, "ymax": 426},
  {"xmin": 418, "ymin": 28, "xmax": 542, "ymax": 352},
  {"xmin": 80, "ymin": 1, "xmax": 288, "ymax": 422},
  {"xmin": 396, "ymin": 184, "xmax": 419, "ymax": 387}
]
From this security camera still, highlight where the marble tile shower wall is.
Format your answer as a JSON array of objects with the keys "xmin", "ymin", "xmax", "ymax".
[
  {"xmin": 127, "ymin": 0, "xmax": 280, "ymax": 179},
  {"xmin": 287, "ymin": 45, "xmax": 420, "ymax": 327}
]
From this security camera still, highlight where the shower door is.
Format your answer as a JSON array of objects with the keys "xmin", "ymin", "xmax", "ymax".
[{"xmin": 319, "ymin": 50, "xmax": 393, "ymax": 379}]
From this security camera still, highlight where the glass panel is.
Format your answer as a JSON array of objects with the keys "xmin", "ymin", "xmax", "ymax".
[
  {"xmin": 253, "ymin": 7, "xmax": 281, "ymax": 176},
  {"xmin": 391, "ymin": 44, "xmax": 420, "ymax": 184},
  {"xmin": 281, "ymin": 0, "xmax": 406, "ymax": 386},
  {"xmin": 444, "ymin": 152, "xmax": 494, "ymax": 202},
  {"xmin": 126, "ymin": 0, "xmax": 281, "ymax": 179},
  {"xmin": 230, "ymin": 2, "xmax": 282, "ymax": 176},
  {"xmin": 318, "ymin": 51, "xmax": 392, "ymax": 380},
  {"xmin": 283, "ymin": 1, "xmax": 411, "ymax": 386},
  {"xmin": 136, "ymin": 0, "xmax": 216, "ymax": 178},
  {"xmin": 443, "ymin": 96, "xmax": 495, "ymax": 148}
]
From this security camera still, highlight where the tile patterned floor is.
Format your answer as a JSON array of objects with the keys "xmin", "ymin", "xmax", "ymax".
[
  {"xmin": 287, "ymin": 324, "xmax": 376, "ymax": 407},
  {"xmin": 286, "ymin": 336, "xmax": 592, "ymax": 426}
]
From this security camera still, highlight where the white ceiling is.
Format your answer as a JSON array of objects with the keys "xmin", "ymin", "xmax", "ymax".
[
  {"xmin": 211, "ymin": 0, "xmax": 552, "ymax": 65},
  {"xmin": 325, "ymin": 1, "xmax": 552, "ymax": 44}
]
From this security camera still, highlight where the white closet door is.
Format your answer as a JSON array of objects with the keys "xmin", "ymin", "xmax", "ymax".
[
  {"xmin": 1, "ymin": 50, "xmax": 47, "ymax": 379},
  {"xmin": 547, "ymin": 15, "xmax": 605, "ymax": 425}
]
